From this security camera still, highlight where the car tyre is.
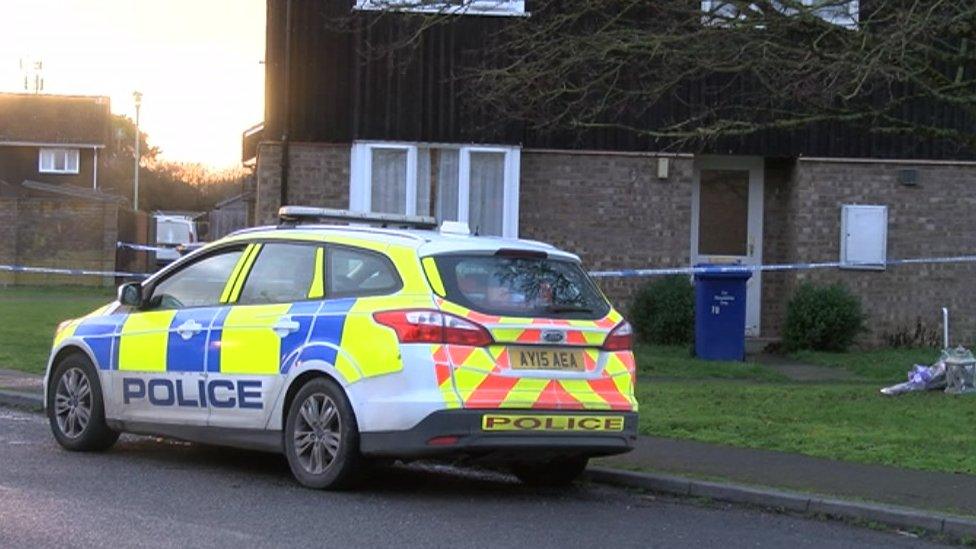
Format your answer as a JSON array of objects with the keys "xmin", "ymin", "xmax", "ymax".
[
  {"xmin": 284, "ymin": 377, "xmax": 363, "ymax": 490},
  {"xmin": 47, "ymin": 353, "xmax": 119, "ymax": 452},
  {"xmin": 512, "ymin": 456, "xmax": 589, "ymax": 487}
]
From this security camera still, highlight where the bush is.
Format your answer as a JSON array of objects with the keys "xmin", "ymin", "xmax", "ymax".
[
  {"xmin": 782, "ymin": 283, "xmax": 865, "ymax": 352},
  {"xmin": 630, "ymin": 276, "xmax": 694, "ymax": 345}
]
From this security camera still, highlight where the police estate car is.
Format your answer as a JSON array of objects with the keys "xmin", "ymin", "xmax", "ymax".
[{"xmin": 45, "ymin": 207, "xmax": 638, "ymax": 489}]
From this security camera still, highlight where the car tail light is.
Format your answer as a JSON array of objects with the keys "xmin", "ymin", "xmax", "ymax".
[
  {"xmin": 373, "ymin": 309, "xmax": 493, "ymax": 347},
  {"xmin": 602, "ymin": 321, "xmax": 633, "ymax": 351}
]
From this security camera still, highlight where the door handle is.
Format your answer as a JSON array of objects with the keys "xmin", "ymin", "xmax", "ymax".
[
  {"xmin": 176, "ymin": 319, "xmax": 203, "ymax": 340},
  {"xmin": 272, "ymin": 316, "xmax": 301, "ymax": 338}
]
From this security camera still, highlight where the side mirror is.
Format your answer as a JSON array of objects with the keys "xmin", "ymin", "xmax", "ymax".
[{"xmin": 118, "ymin": 282, "xmax": 144, "ymax": 308}]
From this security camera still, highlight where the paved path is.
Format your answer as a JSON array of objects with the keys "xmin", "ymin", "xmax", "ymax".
[
  {"xmin": 0, "ymin": 408, "xmax": 938, "ymax": 548},
  {"xmin": 750, "ymin": 354, "xmax": 860, "ymax": 382},
  {"xmin": 603, "ymin": 436, "xmax": 976, "ymax": 517},
  {"xmin": 0, "ymin": 369, "xmax": 43, "ymax": 392}
]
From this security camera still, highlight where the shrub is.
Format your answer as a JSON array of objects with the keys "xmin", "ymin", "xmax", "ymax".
[
  {"xmin": 630, "ymin": 276, "xmax": 694, "ymax": 345},
  {"xmin": 782, "ymin": 283, "xmax": 865, "ymax": 352}
]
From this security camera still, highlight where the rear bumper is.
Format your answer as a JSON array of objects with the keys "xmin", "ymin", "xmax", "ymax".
[{"xmin": 359, "ymin": 409, "xmax": 638, "ymax": 460}]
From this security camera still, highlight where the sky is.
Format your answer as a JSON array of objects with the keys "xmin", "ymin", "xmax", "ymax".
[{"xmin": 0, "ymin": 0, "xmax": 266, "ymax": 169}]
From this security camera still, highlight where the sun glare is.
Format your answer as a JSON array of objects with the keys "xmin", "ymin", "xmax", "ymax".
[{"xmin": 0, "ymin": 0, "xmax": 265, "ymax": 169}]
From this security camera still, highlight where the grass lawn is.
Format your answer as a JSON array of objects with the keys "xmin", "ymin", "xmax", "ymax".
[
  {"xmin": 0, "ymin": 285, "xmax": 114, "ymax": 374},
  {"xmin": 638, "ymin": 381, "xmax": 976, "ymax": 475},
  {"xmin": 636, "ymin": 345, "xmax": 976, "ymax": 475},
  {"xmin": 790, "ymin": 347, "xmax": 942, "ymax": 383},
  {"xmin": 635, "ymin": 344, "xmax": 788, "ymax": 382}
]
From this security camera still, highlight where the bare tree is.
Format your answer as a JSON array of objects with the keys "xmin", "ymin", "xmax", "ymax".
[{"xmin": 456, "ymin": 0, "xmax": 976, "ymax": 149}]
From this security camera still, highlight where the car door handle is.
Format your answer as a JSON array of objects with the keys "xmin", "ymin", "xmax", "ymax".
[
  {"xmin": 176, "ymin": 319, "xmax": 203, "ymax": 340},
  {"xmin": 272, "ymin": 316, "xmax": 301, "ymax": 338}
]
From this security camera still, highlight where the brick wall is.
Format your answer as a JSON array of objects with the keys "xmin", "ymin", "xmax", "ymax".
[
  {"xmin": 251, "ymin": 141, "xmax": 976, "ymax": 346},
  {"xmin": 0, "ymin": 198, "xmax": 18, "ymax": 284},
  {"xmin": 760, "ymin": 158, "xmax": 798, "ymax": 339},
  {"xmin": 519, "ymin": 151, "xmax": 693, "ymax": 313},
  {"xmin": 0, "ymin": 197, "xmax": 119, "ymax": 287},
  {"xmin": 254, "ymin": 142, "xmax": 351, "ymax": 225},
  {"xmin": 765, "ymin": 160, "xmax": 976, "ymax": 346}
]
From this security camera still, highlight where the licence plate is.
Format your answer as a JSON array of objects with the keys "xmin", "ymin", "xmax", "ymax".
[
  {"xmin": 510, "ymin": 347, "xmax": 585, "ymax": 371},
  {"xmin": 482, "ymin": 414, "xmax": 625, "ymax": 432}
]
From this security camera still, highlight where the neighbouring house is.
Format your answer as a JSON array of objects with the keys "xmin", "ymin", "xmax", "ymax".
[
  {"xmin": 0, "ymin": 93, "xmax": 110, "ymax": 194},
  {"xmin": 0, "ymin": 93, "xmax": 150, "ymax": 285},
  {"xmin": 243, "ymin": 0, "xmax": 976, "ymax": 345}
]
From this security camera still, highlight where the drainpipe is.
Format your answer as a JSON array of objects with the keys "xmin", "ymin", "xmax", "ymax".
[
  {"xmin": 92, "ymin": 146, "xmax": 99, "ymax": 190},
  {"xmin": 279, "ymin": 0, "xmax": 293, "ymax": 210}
]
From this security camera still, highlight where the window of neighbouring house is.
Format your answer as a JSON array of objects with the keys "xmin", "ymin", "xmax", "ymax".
[
  {"xmin": 354, "ymin": 0, "xmax": 525, "ymax": 17},
  {"xmin": 350, "ymin": 142, "xmax": 520, "ymax": 238},
  {"xmin": 38, "ymin": 148, "xmax": 80, "ymax": 174},
  {"xmin": 701, "ymin": 1, "xmax": 859, "ymax": 28}
]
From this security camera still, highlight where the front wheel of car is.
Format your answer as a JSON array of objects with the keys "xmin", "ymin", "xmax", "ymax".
[
  {"xmin": 284, "ymin": 377, "xmax": 363, "ymax": 490},
  {"xmin": 512, "ymin": 456, "xmax": 589, "ymax": 487},
  {"xmin": 47, "ymin": 353, "xmax": 119, "ymax": 452}
]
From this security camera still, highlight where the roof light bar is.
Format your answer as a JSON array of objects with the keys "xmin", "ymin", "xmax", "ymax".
[{"xmin": 278, "ymin": 206, "xmax": 438, "ymax": 230}]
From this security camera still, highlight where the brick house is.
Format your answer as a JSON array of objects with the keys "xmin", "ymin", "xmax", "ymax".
[
  {"xmin": 244, "ymin": 0, "xmax": 976, "ymax": 345},
  {"xmin": 0, "ymin": 93, "xmax": 111, "ymax": 194},
  {"xmin": 0, "ymin": 93, "xmax": 150, "ymax": 285}
]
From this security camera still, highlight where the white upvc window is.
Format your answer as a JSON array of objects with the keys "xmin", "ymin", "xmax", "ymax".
[
  {"xmin": 355, "ymin": 0, "xmax": 526, "ymax": 17},
  {"xmin": 701, "ymin": 1, "xmax": 859, "ymax": 28},
  {"xmin": 350, "ymin": 141, "xmax": 521, "ymax": 238},
  {"xmin": 38, "ymin": 148, "xmax": 81, "ymax": 174}
]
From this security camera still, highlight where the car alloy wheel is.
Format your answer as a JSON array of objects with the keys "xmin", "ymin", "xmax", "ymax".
[
  {"xmin": 54, "ymin": 366, "xmax": 92, "ymax": 439},
  {"xmin": 293, "ymin": 393, "xmax": 342, "ymax": 475}
]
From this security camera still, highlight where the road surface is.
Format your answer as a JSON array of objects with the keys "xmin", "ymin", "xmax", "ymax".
[{"xmin": 0, "ymin": 407, "xmax": 940, "ymax": 548}]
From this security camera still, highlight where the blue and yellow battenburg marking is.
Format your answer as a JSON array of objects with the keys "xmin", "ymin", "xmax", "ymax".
[{"xmin": 57, "ymin": 298, "xmax": 366, "ymax": 381}]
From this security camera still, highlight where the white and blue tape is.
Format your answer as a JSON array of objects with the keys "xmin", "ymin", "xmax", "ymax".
[
  {"xmin": 117, "ymin": 241, "xmax": 169, "ymax": 253},
  {"xmin": 0, "ymin": 264, "xmax": 150, "ymax": 278},
  {"xmin": 4, "ymin": 254, "xmax": 976, "ymax": 281},
  {"xmin": 588, "ymin": 255, "xmax": 976, "ymax": 278}
]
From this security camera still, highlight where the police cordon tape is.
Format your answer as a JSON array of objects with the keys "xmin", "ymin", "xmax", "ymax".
[
  {"xmin": 4, "ymin": 253, "xmax": 976, "ymax": 281},
  {"xmin": 0, "ymin": 264, "xmax": 149, "ymax": 279},
  {"xmin": 585, "ymin": 254, "xmax": 976, "ymax": 278},
  {"xmin": 117, "ymin": 241, "xmax": 169, "ymax": 253}
]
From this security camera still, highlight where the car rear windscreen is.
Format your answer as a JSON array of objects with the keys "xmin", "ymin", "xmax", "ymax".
[
  {"xmin": 157, "ymin": 221, "xmax": 193, "ymax": 245},
  {"xmin": 432, "ymin": 254, "xmax": 610, "ymax": 319}
]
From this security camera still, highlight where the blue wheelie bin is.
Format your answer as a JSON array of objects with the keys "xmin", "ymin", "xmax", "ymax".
[{"xmin": 694, "ymin": 265, "xmax": 752, "ymax": 361}]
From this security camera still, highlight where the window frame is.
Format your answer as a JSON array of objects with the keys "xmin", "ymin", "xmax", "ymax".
[
  {"xmin": 140, "ymin": 244, "xmax": 248, "ymax": 311},
  {"xmin": 38, "ymin": 148, "xmax": 81, "ymax": 175},
  {"xmin": 701, "ymin": 0, "xmax": 859, "ymax": 28},
  {"xmin": 349, "ymin": 141, "xmax": 521, "ymax": 238},
  {"xmin": 353, "ymin": 0, "xmax": 526, "ymax": 17},
  {"xmin": 233, "ymin": 241, "xmax": 324, "ymax": 306},
  {"xmin": 324, "ymin": 243, "xmax": 404, "ymax": 299}
]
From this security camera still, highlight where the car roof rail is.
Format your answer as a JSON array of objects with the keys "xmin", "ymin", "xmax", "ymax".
[{"xmin": 278, "ymin": 206, "xmax": 438, "ymax": 230}]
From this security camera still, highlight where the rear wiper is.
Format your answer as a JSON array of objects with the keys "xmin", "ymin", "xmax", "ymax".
[{"xmin": 545, "ymin": 304, "xmax": 594, "ymax": 313}]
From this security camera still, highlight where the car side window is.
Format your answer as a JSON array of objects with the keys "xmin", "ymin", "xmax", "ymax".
[
  {"xmin": 327, "ymin": 246, "xmax": 401, "ymax": 297},
  {"xmin": 147, "ymin": 247, "xmax": 244, "ymax": 310},
  {"xmin": 237, "ymin": 243, "xmax": 320, "ymax": 305}
]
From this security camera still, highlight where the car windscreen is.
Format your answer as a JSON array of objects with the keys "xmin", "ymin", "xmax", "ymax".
[{"xmin": 432, "ymin": 254, "xmax": 610, "ymax": 319}]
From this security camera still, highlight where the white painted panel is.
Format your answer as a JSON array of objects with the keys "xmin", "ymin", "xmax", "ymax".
[{"xmin": 841, "ymin": 205, "xmax": 887, "ymax": 269}]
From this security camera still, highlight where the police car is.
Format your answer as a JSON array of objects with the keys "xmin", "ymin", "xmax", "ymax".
[{"xmin": 45, "ymin": 207, "xmax": 638, "ymax": 489}]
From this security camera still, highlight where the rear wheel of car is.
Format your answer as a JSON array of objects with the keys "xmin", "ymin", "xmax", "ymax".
[
  {"xmin": 512, "ymin": 456, "xmax": 589, "ymax": 487},
  {"xmin": 47, "ymin": 353, "xmax": 119, "ymax": 452},
  {"xmin": 283, "ymin": 377, "xmax": 363, "ymax": 490}
]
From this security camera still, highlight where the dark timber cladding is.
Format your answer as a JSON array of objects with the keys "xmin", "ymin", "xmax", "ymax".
[{"xmin": 265, "ymin": 0, "xmax": 976, "ymax": 160}]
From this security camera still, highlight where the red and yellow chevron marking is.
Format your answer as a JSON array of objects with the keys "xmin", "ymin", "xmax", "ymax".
[
  {"xmin": 434, "ymin": 297, "xmax": 624, "ymax": 347},
  {"xmin": 432, "ymin": 345, "xmax": 462, "ymax": 409},
  {"xmin": 429, "ymin": 298, "xmax": 635, "ymax": 411},
  {"xmin": 441, "ymin": 344, "xmax": 637, "ymax": 412}
]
